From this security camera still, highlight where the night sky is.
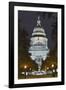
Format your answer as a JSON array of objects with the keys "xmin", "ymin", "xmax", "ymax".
[{"xmin": 18, "ymin": 10, "xmax": 57, "ymax": 50}]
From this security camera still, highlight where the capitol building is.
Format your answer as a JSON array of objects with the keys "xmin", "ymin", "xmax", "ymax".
[{"xmin": 29, "ymin": 16, "xmax": 49, "ymax": 74}]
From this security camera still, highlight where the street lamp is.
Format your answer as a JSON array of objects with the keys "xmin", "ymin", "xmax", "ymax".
[
  {"xmin": 51, "ymin": 64, "xmax": 54, "ymax": 68},
  {"xmin": 51, "ymin": 64, "xmax": 56, "ymax": 77},
  {"xmin": 24, "ymin": 65, "xmax": 27, "ymax": 69},
  {"xmin": 24, "ymin": 65, "xmax": 27, "ymax": 79},
  {"xmin": 51, "ymin": 64, "xmax": 55, "ymax": 72},
  {"xmin": 53, "ymin": 69, "xmax": 55, "ymax": 72},
  {"xmin": 47, "ymin": 67, "xmax": 49, "ymax": 70}
]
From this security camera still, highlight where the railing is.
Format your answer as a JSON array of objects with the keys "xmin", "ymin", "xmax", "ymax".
[{"xmin": 29, "ymin": 46, "xmax": 48, "ymax": 51}]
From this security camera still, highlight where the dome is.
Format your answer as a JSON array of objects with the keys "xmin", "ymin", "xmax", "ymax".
[
  {"xmin": 29, "ymin": 16, "xmax": 49, "ymax": 71},
  {"xmin": 32, "ymin": 16, "xmax": 46, "ymax": 37}
]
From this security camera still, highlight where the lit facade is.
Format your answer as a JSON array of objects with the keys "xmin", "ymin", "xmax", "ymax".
[{"xmin": 29, "ymin": 16, "xmax": 49, "ymax": 71}]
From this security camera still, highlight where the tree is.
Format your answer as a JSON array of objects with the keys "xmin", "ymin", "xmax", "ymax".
[
  {"xmin": 18, "ymin": 19, "xmax": 37, "ymax": 79},
  {"xmin": 42, "ymin": 12, "xmax": 57, "ymax": 71}
]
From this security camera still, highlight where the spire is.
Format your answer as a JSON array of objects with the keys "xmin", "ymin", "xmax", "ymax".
[{"xmin": 37, "ymin": 16, "xmax": 41, "ymax": 26}]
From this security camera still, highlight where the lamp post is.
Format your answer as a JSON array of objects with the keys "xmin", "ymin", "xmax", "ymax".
[
  {"xmin": 29, "ymin": 68, "xmax": 32, "ymax": 76},
  {"xmin": 51, "ymin": 64, "xmax": 55, "ymax": 77},
  {"xmin": 24, "ymin": 65, "xmax": 27, "ymax": 79},
  {"xmin": 51, "ymin": 64, "xmax": 54, "ymax": 72},
  {"xmin": 47, "ymin": 67, "xmax": 49, "ymax": 70}
]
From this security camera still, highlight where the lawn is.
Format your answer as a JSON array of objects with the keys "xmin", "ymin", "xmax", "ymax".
[{"xmin": 18, "ymin": 73, "xmax": 57, "ymax": 79}]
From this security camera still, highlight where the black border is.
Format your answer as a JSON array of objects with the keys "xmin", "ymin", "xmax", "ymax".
[{"xmin": 9, "ymin": 2, "xmax": 64, "ymax": 88}]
